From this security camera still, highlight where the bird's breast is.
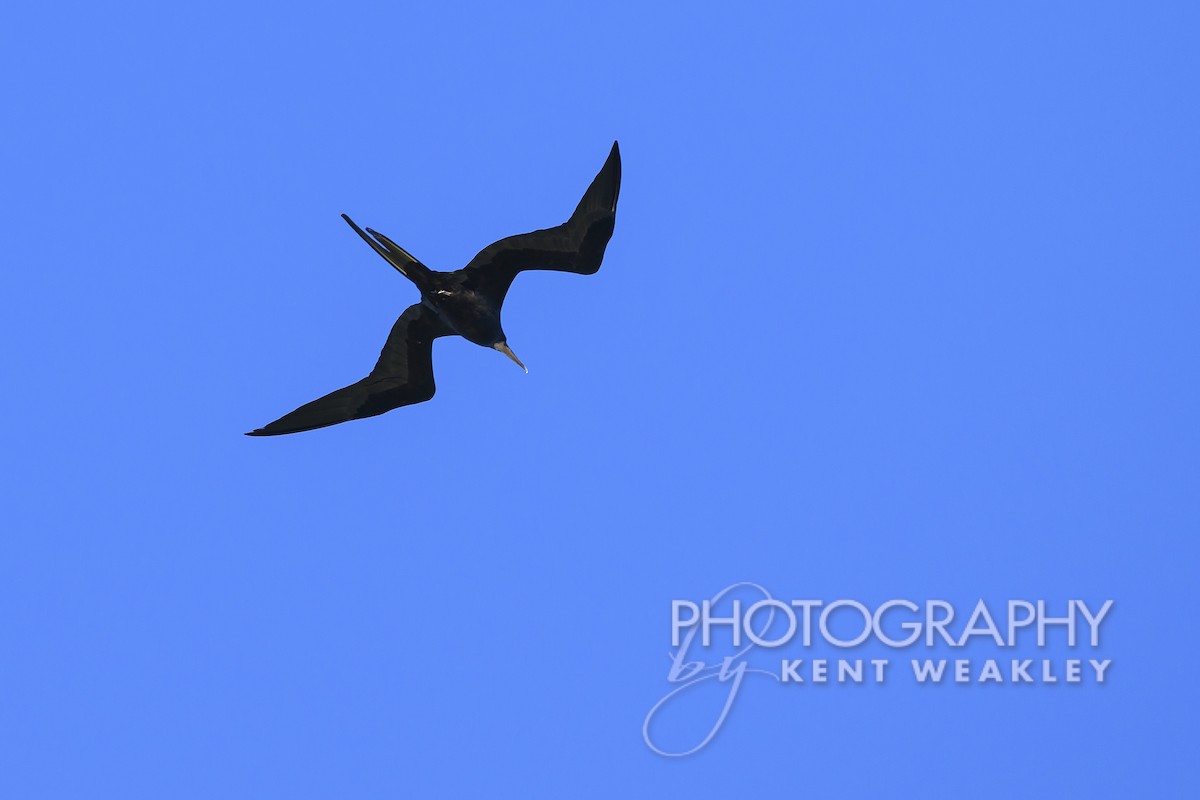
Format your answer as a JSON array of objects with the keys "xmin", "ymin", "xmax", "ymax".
[{"xmin": 425, "ymin": 290, "xmax": 502, "ymax": 346}]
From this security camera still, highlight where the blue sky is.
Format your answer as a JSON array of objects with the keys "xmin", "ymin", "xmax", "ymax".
[{"xmin": 2, "ymin": 1, "xmax": 1197, "ymax": 796}]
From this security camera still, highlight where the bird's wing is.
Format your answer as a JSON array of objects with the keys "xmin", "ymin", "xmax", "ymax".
[
  {"xmin": 246, "ymin": 302, "xmax": 451, "ymax": 436},
  {"xmin": 460, "ymin": 141, "xmax": 621, "ymax": 304}
]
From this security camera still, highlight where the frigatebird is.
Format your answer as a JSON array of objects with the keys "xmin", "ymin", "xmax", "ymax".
[{"xmin": 247, "ymin": 141, "xmax": 621, "ymax": 436}]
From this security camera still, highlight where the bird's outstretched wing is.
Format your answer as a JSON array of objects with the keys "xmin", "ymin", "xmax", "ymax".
[
  {"xmin": 246, "ymin": 303, "xmax": 451, "ymax": 436},
  {"xmin": 461, "ymin": 141, "xmax": 621, "ymax": 304}
]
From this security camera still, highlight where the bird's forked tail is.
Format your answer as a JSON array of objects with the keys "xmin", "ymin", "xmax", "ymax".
[{"xmin": 341, "ymin": 213, "xmax": 432, "ymax": 286}]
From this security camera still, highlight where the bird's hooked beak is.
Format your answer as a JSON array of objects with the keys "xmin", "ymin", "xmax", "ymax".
[{"xmin": 493, "ymin": 342, "xmax": 527, "ymax": 373}]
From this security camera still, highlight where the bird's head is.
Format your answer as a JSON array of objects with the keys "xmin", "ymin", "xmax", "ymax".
[{"xmin": 492, "ymin": 341, "xmax": 527, "ymax": 373}]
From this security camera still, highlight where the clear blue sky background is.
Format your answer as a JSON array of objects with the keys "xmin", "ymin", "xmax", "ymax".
[{"xmin": 2, "ymin": 1, "xmax": 1197, "ymax": 796}]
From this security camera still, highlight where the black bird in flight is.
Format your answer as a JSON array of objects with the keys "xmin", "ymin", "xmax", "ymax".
[{"xmin": 247, "ymin": 141, "xmax": 621, "ymax": 436}]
